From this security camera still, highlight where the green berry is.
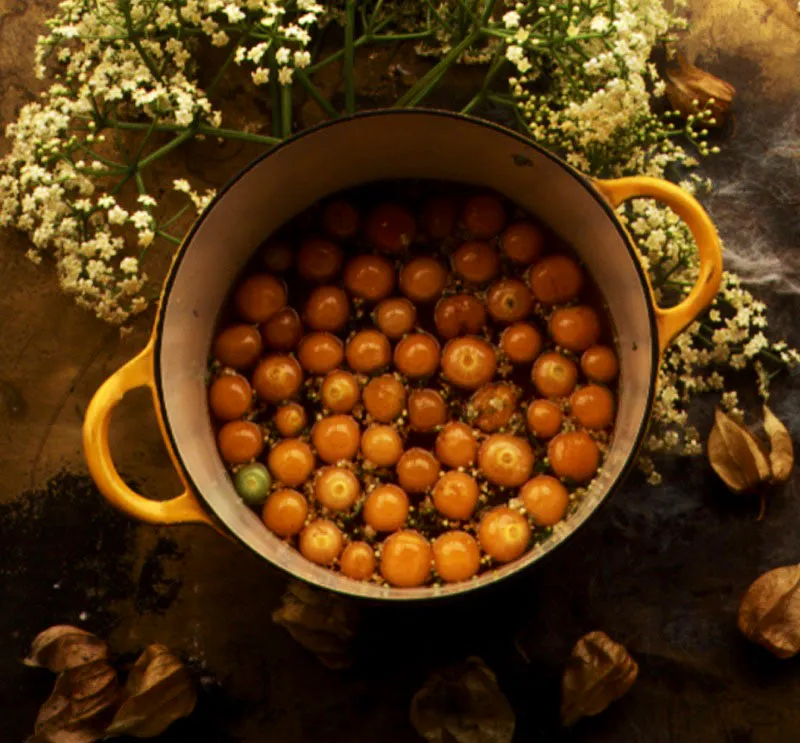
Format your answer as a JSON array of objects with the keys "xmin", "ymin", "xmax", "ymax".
[{"xmin": 234, "ymin": 463, "xmax": 272, "ymax": 506}]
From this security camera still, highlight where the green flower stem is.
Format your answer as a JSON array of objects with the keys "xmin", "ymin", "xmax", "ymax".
[
  {"xmin": 269, "ymin": 54, "xmax": 281, "ymax": 138},
  {"xmin": 295, "ymin": 69, "xmax": 338, "ymax": 119},
  {"xmin": 305, "ymin": 30, "xmax": 433, "ymax": 75},
  {"xmin": 73, "ymin": 143, "xmax": 127, "ymax": 170},
  {"xmin": 120, "ymin": 0, "xmax": 163, "ymax": 83},
  {"xmin": 156, "ymin": 229, "xmax": 182, "ymax": 244},
  {"xmin": 422, "ymin": 0, "xmax": 451, "ymax": 29},
  {"xmin": 281, "ymin": 85, "xmax": 293, "ymax": 137},
  {"xmin": 374, "ymin": 30, "xmax": 435, "ymax": 42},
  {"xmin": 138, "ymin": 129, "xmax": 194, "ymax": 169},
  {"xmin": 479, "ymin": 0, "xmax": 496, "ymax": 23},
  {"xmin": 365, "ymin": 0, "xmax": 385, "ymax": 33},
  {"xmin": 461, "ymin": 51, "xmax": 507, "ymax": 114},
  {"xmin": 344, "ymin": 0, "xmax": 357, "ymax": 114},
  {"xmin": 207, "ymin": 25, "xmax": 253, "ymax": 99},
  {"xmin": 158, "ymin": 203, "xmax": 191, "ymax": 230},
  {"xmin": 695, "ymin": 322, "xmax": 788, "ymax": 369},
  {"xmin": 110, "ymin": 119, "xmax": 280, "ymax": 146},
  {"xmin": 131, "ymin": 116, "xmax": 159, "ymax": 162},
  {"xmin": 394, "ymin": 29, "xmax": 481, "ymax": 108},
  {"xmin": 198, "ymin": 124, "xmax": 280, "ymax": 145},
  {"xmin": 488, "ymin": 93, "xmax": 533, "ymax": 135}
]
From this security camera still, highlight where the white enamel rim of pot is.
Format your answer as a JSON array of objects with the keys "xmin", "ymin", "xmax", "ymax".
[{"xmin": 83, "ymin": 110, "xmax": 723, "ymax": 601}]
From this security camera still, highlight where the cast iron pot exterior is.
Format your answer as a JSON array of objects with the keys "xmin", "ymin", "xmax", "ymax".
[{"xmin": 84, "ymin": 111, "xmax": 723, "ymax": 600}]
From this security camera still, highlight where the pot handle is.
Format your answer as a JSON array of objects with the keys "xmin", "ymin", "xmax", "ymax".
[
  {"xmin": 83, "ymin": 340, "xmax": 214, "ymax": 527},
  {"xmin": 594, "ymin": 176, "xmax": 723, "ymax": 353}
]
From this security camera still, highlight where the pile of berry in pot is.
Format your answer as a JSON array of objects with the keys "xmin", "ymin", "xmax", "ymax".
[{"xmin": 207, "ymin": 181, "xmax": 618, "ymax": 588}]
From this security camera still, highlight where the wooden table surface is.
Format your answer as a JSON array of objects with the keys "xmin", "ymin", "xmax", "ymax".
[{"xmin": 1, "ymin": 1, "xmax": 798, "ymax": 741}]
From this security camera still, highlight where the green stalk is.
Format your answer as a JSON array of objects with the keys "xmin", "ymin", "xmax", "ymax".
[
  {"xmin": 305, "ymin": 30, "xmax": 433, "ymax": 75},
  {"xmin": 344, "ymin": 0, "xmax": 357, "ymax": 114},
  {"xmin": 158, "ymin": 203, "xmax": 191, "ymax": 230},
  {"xmin": 198, "ymin": 124, "xmax": 280, "ymax": 145},
  {"xmin": 295, "ymin": 69, "xmax": 338, "ymax": 119},
  {"xmin": 281, "ymin": 85, "xmax": 293, "ymax": 137},
  {"xmin": 269, "ymin": 54, "xmax": 281, "ymax": 138},
  {"xmin": 394, "ymin": 30, "xmax": 480, "ymax": 108},
  {"xmin": 120, "ymin": 0, "xmax": 163, "ymax": 83},
  {"xmin": 111, "ymin": 119, "xmax": 280, "ymax": 145},
  {"xmin": 73, "ymin": 143, "xmax": 127, "ymax": 170},
  {"xmin": 374, "ymin": 30, "xmax": 435, "ymax": 42},
  {"xmin": 197, "ymin": 124, "xmax": 281, "ymax": 147},
  {"xmin": 461, "ymin": 51, "xmax": 507, "ymax": 114},
  {"xmin": 156, "ymin": 230, "xmax": 182, "ymax": 245},
  {"xmin": 138, "ymin": 129, "xmax": 194, "ymax": 169},
  {"xmin": 207, "ymin": 25, "xmax": 253, "ymax": 99},
  {"xmin": 131, "ymin": 116, "xmax": 159, "ymax": 162}
]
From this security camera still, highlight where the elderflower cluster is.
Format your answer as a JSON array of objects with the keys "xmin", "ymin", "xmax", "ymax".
[
  {"xmin": 1, "ymin": 0, "xmax": 324, "ymax": 323},
  {"xmin": 234, "ymin": 0, "xmax": 323, "ymax": 87}
]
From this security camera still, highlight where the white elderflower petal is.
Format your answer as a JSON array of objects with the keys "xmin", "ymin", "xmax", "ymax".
[
  {"xmin": 107, "ymin": 205, "xmax": 129, "ymax": 225},
  {"xmin": 120, "ymin": 256, "xmax": 139, "ymax": 274},
  {"xmin": 252, "ymin": 67, "xmax": 270, "ymax": 85},
  {"xmin": 131, "ymin": 210, "xmax": 154, "ymax": 229}
]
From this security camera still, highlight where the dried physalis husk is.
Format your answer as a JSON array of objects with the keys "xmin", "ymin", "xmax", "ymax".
[
  {"xmin": 763, "ymin": 406, "xmax": 794, "ymax": 483},
  {"xmin": 105, "ymin": 644, "xmax": 196, "ymax": 738},
  {"xmin": 738, "ymin": 564, "xmax": 800, "ymax": 659},
  {"xmin": 708, "ymin": 408, "xmax": 771, "ymax": 494},
  {"xmin": 665, "ymin": 53, "xmax": 736, "ymax": 124},
  {"xmin": 272, "ymin": 581, "xmax": 360, "ymax": 669},
  {"xmin": 24, "ymin": 626, "xmax": 109, "ymax": 672},
  {"xmin": 561, "ymin": 631, "xmax": 638, "ymax": 727},
  {"xmin": 31, "ymin": 660, "xmax": 118, "ymax": 743},
  {"xmin": 410, "ymin": 657, "xmax": 515, "ymax": 743}
]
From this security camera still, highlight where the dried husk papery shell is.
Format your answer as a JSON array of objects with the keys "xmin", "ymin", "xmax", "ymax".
[
  {"xmin": 665, "ymin": 53, "xmax": 735, "ymax": 124},
  {"xmin": 708, "ymin": 408, "xmax": 771, "ymax": 493},
  {"xmin": 105, "ymin": 644, "xmax": 196, "ymax": 738},
  {"xmin": 561, "ymin": 631, "xmax": 638, "ymax": 727},
  {"xmin": 409, "ymin": 657, "xmax": 515, "ymax": 743},
  {"xmin": 24, "ymin": 626, "xmax": 109, "ymax": 672},
  {"xmin": 763, "ymin": 406, "xmax": 794, "ymax": 483},
  {"xmin": 31, "ymin": 660, "xmax": 119, "ymax": 743},
  {"xmin": 738, "ymin": 564, "xmax": 800, "ymax": 659},
  {"xmin": 272, "ymin": 581, "xmax": 360, "ymax": 669}
]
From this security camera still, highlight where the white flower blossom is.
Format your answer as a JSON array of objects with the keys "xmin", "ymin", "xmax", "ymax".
[
  {"xmin": 120, "ymin": 256, "xmax": 139, "ymax": 274},
  {"xmin": 252, "ymin": 67, "xmax": 270, "ymax": 85},
  {"xmin": 107, "ymin": 205, "xmax": 128, "ymax": 225}
]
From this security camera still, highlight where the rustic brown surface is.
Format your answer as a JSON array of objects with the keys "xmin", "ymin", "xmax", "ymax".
[{"xmin": 1, "ymin": 2, "xmax": 799, "ymax": 742}]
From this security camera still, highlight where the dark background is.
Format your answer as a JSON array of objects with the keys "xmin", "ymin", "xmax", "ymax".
[{"xmin": 1, "ymin": 0, "xmax": 799, "ymax": 740}]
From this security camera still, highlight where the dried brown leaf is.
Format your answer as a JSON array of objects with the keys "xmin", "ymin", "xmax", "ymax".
[
  {"xmin": 272, "ymin": 582, "xmax": 359, "ymax": 669},
  {"xmin": 410, "ymin": 657, "xmax": 515, "ymax": 743},
  {"xmin": 665, "ymin": 53, "xmax": 736, "ymax": 124},
  {"xmin": 763, "ymin": 406, "xmax": 794, "ymax": 483},
  {"xmin": 33, "ymin": 660, "xmax": 118, "ymax": 743},
  {"xmin": 708, "ymin": 408, "xmax": 771, "ymax": 493},
  {"xmin": 105, "ymin": 644, "xmax": 196, "ymax": 738},
  {"xmin": 24, "ymin": 626, "xmax": 108, "ymax": 672},
  {"xmin": 561, "ymin": 631, "xmax": 638, "ymax": 727},
  {"xmin": 738, "ymin": 564, "xmax": 800, "ymax": 659}
]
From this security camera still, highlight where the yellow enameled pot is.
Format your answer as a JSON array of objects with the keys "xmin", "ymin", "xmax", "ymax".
[{"xmin": 83, "ymin": 111, "xmax": 723, "ymax": 600}]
